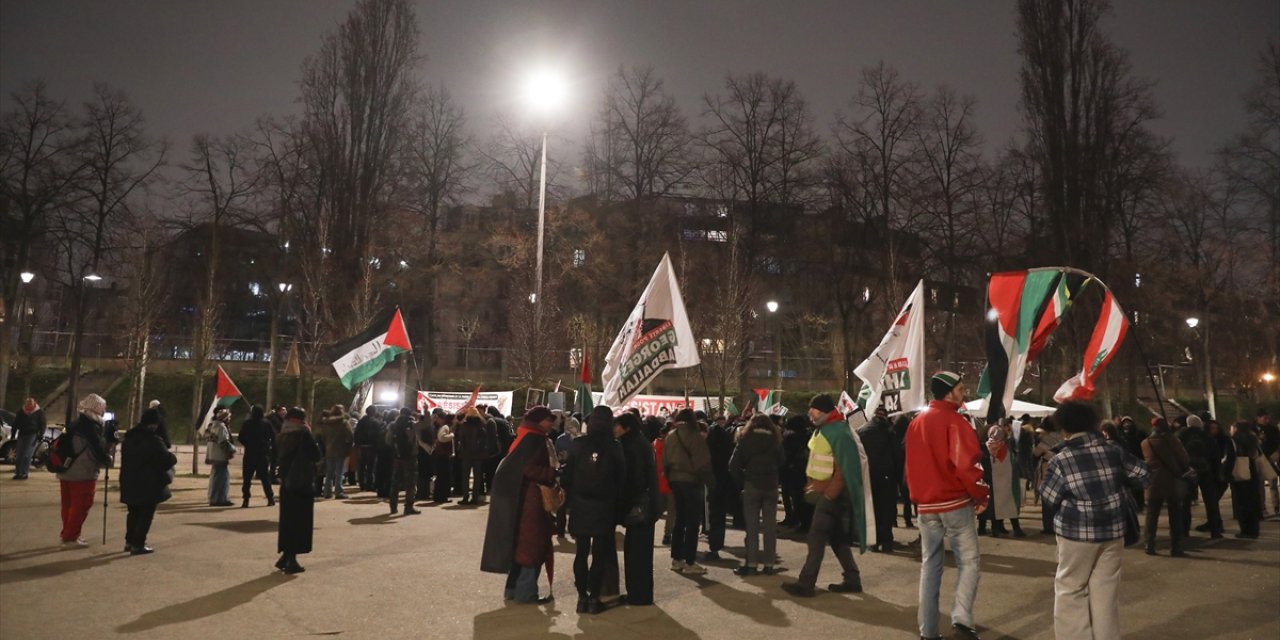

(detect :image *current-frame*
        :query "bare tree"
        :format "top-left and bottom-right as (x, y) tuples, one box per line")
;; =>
(584, 66), (693, 201)
(481, 114), (568, 210)
(0, 81), (83, 409)
(54, 84), (164, 425)
(116, 210), (169, 424)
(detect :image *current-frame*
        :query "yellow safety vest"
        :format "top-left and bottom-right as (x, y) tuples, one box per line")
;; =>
(807, 431), (835, 481)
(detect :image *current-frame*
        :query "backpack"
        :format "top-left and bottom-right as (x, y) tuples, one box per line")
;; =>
(573, 444), (611, 500)
(46, 432), (78, 473)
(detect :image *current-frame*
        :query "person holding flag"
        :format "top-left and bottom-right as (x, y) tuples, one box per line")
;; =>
(204, 409), (236, 507)
(781, 394), (869, 598)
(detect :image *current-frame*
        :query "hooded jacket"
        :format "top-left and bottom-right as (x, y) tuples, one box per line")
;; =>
(119, 423), (177, 506)
(729, 422), (784, 492)
(562, 408), (627, 536)
(663, 421), (714, 489)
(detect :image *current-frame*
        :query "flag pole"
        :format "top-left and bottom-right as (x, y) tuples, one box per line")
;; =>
(1126, 310), (1171, 420)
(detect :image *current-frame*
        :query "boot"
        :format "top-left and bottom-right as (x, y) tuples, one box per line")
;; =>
(978, 520), (988, 536)
(241, 497), (250, 509)
(576, 595), (589, 613)
(1011, 519), (1026, 538)
(585, 597), (604, 615)
(991, 520), (1007, 537)
(267, 495), (275, 507)
(283, 557), (306, 574)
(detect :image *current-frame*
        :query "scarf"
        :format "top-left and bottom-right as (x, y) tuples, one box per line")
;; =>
(509, 423), (544, 454)
(987, 427), (1009, 462)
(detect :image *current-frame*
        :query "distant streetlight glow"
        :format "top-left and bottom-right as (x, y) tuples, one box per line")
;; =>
(1263, 372), (1277, 383)
(1185, 317), (1199, 329)
(84, 273), (103, 282)
(379, 389), (399, 403)
(278, 282), (293, 293)
(20, 271), (35, 284)
(766, 300), (779, 314)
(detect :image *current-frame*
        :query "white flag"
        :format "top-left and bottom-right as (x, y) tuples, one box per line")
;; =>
(853, 280), (927, 415)
(601, 253), (701, 407)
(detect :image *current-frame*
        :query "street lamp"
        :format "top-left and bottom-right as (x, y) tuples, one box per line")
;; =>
(1185, 317), (1199, 329)
(84, 273), (103, 282)
(522, 65), (567, 342)
(20, 271), (34, 284)
(265, 282), (293, 410)
(277, 282), (292, 294)
(766, 301), (781, 391)
(1263, 372), (1277, 383)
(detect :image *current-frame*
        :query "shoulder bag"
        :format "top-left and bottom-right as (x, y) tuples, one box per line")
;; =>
(539, 438), (565, 514)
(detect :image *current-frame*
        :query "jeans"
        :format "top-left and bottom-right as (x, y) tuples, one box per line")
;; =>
(741, 488), (778, 567)
(1054, 536), (1123, 640)
(126, 504), (157, 547)
(14, 432), (38, 477)
(504, 563), (542, 602)
(798, 497), (860, 588)
(461, 459), (486, 501)
(242, 455), (274, 501)
(208, 462), (230, 504)
(918, 504), (981, 638)
(322, 457), (346, 497)
(59, 479), (97, 541)
(574, 533), (616, 598)
(669, 481), (705, 563)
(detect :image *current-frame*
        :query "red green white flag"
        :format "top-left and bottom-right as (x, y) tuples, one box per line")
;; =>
(1054, 290), (1129, 402)
(214, 365), (243, 407)
(331, 308), (413, 390)
(755, 388), (781, 414)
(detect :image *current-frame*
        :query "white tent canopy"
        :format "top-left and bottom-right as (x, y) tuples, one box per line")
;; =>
(964, 398), (1056, 418)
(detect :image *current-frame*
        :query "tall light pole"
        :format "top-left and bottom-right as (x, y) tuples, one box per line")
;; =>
(19, 272), (36, 399)
(265, 282), (292, 411)
(522, 66), (567, 342)
(766, 300), (780, 391)
(1186, 316), (1216, 418)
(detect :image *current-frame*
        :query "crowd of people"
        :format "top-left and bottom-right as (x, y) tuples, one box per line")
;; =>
(19, 383), (1280, 639)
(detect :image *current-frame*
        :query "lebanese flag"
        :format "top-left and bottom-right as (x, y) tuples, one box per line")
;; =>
(1054, 290), (1129, 402)
(214, 365), (243, 407)
(331, 308), (412, 390)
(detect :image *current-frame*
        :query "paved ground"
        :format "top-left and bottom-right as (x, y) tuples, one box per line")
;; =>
(1, 463), (1278, 640)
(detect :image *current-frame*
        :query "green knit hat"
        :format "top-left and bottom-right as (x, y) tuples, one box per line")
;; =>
(930, 371), (963, 400)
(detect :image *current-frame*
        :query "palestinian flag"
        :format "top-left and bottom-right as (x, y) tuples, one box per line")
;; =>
(577, 351), (594, 415)
(1027, 272), (1090, 361)
(977, 270), (1060, 421)
(214, 366), (243, 407)
(331, 308), (412, 390)
(1054, 290), (1129, 402)
(755, 388), (781, 414)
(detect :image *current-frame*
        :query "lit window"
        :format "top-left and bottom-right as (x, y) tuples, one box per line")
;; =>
(249, 282), (262, 297)
(573, 249), (586, 267)
(1134, 272), (1142, 288)
(716, 204), (729, 218)
(862, 287), (871, 302)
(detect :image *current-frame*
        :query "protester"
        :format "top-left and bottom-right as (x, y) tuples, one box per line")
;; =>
(119, 408), (178, 555)
(780, 415), (812, 533)
(857, 407), (903, 551)
(1040, 401), (1151, 640)
(457, 407), (496, 505)
(891, 415), (915, 529)
(480, 406), (559, 604)
(375, 409), (395, 498)
(387, 408), (420, 515)
(57, 394), (112, 548)
(1178, 415), (1222, 538)
(1229, 421), (1265, 538)
(415, 412), (436, 503)
(663, 408), (714, 575)
(986, 419), (1026, 537)
(147, 399), (172, 449)
(905, 372), (987, 640)
(267, 405), (286, 479)
(615, 411), (660, 605)
(237, 405), (275, 508)
(11, 397), (45, 480)
(653, 420), (675, 546)
(781, 394), (866, 598)
(562, 406), (627, 614)
(729, 414), (784, 575)
(552, 411), (579, 538)
(276, 407), (320, 574)
(318, 404), (354, 499)
(1141, 417), (1191, 556)
(204, 409), (234, 507)
(1033, 417), (1065, 533)
(704, 413), (735, 561)
(1256, 409), (1279, 516)
(354, 406), (382, 491)
(430, 411), (455, 503)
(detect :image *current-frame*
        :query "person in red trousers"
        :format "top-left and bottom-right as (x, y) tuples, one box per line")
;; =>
(57, 394), (113, 548)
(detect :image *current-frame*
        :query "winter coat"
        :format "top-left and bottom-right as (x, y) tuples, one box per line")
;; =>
(857, 417), (902, 487)
(619, 427), (662, 525)
(480, 430), (557, 573)
(904, 400), (988, 514)
(663, 421), (714, 489)
(1142, 431), (1191, 500)
(58, 413), (110, 482)
(1178, 426), (1219, 482)
(319, 415), (355, 459)
(237, 416), (275, 458)
(119, 426), (177, 506)
(13, 407), (46, 437)
(455, 417), (498, 462)
(387, 416), (418, 460)
(204, 421), (234, 464)
(706, 423), (736, 497)
(563, 428), (627, 536)
(354, 415), (383, 447)
(277, 426), (321, 554)
(729, 423), (784, 493)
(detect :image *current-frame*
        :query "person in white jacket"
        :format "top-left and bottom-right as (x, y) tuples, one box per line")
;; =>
(205, 409), (235, 506)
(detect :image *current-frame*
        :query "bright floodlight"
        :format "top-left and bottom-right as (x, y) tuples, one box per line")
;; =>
(20, 271), (35, 284)
(278, 282), (292, 293)
(1185, 317), (1200, 329)
(1263, 372), (1277, 383)
(766, 300), (779, 314)
(522, 66), (568, 115)
(84, 273), (103, 282)
(379, 389), (399, 403)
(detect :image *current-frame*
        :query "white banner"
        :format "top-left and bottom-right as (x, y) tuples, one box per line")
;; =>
(854, 280), (927, 415)
(592, 392), (708, 417)
(417, 390), (515, 415)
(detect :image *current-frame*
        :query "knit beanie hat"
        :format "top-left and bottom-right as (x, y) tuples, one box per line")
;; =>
(809, 394), (836, 414)
(930, 371), (963, 400)
(1186, 415), (1203, 429)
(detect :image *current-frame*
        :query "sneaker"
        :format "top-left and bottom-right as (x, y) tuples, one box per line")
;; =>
(62, 538), (89, 549)
(130, 545), (155, 555)
(733, 565), (758, 576)
(670, 559), (685, 572)
(702, 551), (722, 562)
(761, 565), (777, 575)
(780, 581), (815, 598)
(681, 562), (707, 575)
(952, 623), (981, 639)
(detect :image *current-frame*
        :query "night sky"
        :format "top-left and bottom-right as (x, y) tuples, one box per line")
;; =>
(2, 0), (1275, 176)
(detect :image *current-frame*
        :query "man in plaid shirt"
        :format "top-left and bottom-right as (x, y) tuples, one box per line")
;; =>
(1040, 401), (1151, 640)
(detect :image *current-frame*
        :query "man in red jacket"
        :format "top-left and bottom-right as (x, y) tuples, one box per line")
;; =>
(905, 371), (988, 640)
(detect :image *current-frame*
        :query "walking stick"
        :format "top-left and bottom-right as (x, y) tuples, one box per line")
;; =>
(102, 459), (110, 545)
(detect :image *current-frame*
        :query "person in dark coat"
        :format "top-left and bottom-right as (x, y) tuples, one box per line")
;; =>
(615, 411), (660, 605)
(891, 415), (915, 528)
(267, 405), (285, 479)
(238, 405), (276, 508)
(11, 397), (46, 479)
(1117, 416), (1146, 511)
(730, 414), (785, 575)
(857, 407), (903, 552)
(703, 416), (735, 561)
(480, 406), (558, 604)
(562, 406), (627, 614)
(1178, 415), (1222, 538)
(430, 411), (455, 503)
(354, 406), (382, 491)
(119, 408), (177, 554)
(276, 407), (321, 575)
(375, 409), (395, 498)
(1229, 421), (1265, 538)
(387, 408), (420, 515)
(780, 415), (812, 532)
(1141, 417), (1191, 556)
